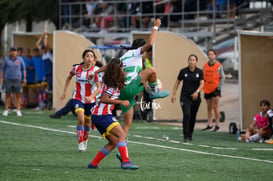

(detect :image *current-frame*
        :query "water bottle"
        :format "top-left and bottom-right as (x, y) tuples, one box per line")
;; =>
(236, 129), (240, 141)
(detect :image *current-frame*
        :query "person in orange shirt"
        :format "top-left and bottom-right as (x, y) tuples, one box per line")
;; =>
(202, 49), (225, 132)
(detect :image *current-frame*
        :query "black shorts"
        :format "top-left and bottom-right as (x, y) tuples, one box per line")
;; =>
(204, 88), (221, 100)
(4, 79), (22, 93)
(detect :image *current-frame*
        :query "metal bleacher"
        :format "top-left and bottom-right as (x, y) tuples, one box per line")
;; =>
(59, 0), (273, 48)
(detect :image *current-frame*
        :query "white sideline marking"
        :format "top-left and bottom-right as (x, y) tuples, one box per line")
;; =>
(136, 126), (160, 129)
(212, 147), (237, 150)
(198, 145), (210, 148)
(169, 140), (181, 144)
(129, 141), (273, 164)
(1, 120), (273, 164)
(67, 125), (76, 128)
(252, 148), (273, 151)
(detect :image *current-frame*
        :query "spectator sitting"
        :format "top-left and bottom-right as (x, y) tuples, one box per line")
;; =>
(83, 0), (98, 28)
(93, 1), (114, 32)
(265, 108), (273, 144)
(240, 100), (272, 143)
(161, 0), (182, 27)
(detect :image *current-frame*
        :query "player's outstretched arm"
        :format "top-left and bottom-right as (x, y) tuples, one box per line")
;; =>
(141, 18), (161, 54)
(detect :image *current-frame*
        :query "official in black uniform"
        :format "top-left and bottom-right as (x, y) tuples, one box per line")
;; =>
(171, 54), (204, 142)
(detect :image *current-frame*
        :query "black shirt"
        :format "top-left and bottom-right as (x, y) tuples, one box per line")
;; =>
(177, 67), (203, 99)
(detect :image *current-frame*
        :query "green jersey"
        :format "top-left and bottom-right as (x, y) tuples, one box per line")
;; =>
(120, 47), (142, 85)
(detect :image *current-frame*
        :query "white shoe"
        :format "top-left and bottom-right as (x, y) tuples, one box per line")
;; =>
(16, 110), (22, 117)
(33, 106), (41, 111)
(83, 141), (88, 151)
(78, 142), (85, 152)
(3, 110), (8, 116)
(39, 101), (46, 109)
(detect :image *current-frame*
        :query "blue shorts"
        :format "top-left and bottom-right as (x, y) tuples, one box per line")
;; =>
(73, 99), (95, 118)
(92, 114), (120, 138)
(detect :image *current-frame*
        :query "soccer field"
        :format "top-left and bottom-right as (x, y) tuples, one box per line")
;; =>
(0, 109), (272, 181)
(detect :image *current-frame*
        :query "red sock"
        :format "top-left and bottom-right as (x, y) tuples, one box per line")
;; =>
(91, 147), (109, 166)
(91, 122), (96, 130)
(83, 128), (90, 141)
(43, 92), (47, 101)
(117, 142), (130, 163)
(22, 96), (27, 108)
(77, 126), (84, 143)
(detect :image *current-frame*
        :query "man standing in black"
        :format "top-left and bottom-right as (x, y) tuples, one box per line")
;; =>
(171, 54), (204, 142)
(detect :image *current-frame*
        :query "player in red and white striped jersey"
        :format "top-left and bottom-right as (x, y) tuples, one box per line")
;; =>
(87, 58), (138, 170)
(92, 84), (120, 115)
(70, 64), (99, 103)
(61, 49), (101, 152)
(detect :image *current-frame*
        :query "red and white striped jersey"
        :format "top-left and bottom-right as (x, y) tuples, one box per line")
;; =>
(70, 65), (100, 104)
(92, 83), (120, 115)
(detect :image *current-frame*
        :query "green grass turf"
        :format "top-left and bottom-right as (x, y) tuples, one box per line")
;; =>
(0, 109), (273, 181)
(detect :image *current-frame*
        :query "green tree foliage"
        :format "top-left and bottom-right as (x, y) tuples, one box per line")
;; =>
(0, 0), (59, 58)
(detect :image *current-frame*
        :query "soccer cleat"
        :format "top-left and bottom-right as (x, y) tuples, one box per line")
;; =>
(2, 110), (8, 116)
(149, 90), (169, 100)
(201, 125), (213, 131)
(121, 161), (139, 170)
(16, 110), (22, 117)
(33, 102), (46, 111)
(49, 114), (61, 119)
(87, 163), (101, 169)
(265, 139), (273, 144)
(83, 141), (88, 151)
(212, 126), (220, 132)
(78, 142), (85, 152)
(33, 106), (41, 111)
(116, 152), (122, 164)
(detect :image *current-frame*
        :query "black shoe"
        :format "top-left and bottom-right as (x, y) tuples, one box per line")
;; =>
(189, 137), (193, 141)
(183, 138), (189, 142)
(49, 114), (61, 119)
(202, 125), (213, 131)
(87, 163), (101, 169)
(212, 126), (220, 132)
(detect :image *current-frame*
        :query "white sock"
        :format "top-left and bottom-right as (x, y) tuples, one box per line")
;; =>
(148, 81), (158, 94)
(249, 133), (262, 142)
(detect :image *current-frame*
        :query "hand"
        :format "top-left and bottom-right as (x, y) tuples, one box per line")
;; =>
(191, 92), (198, 101)
(23, 78), (27, 84)
(61, 92), (66, 99)
(154, 18), (161, 28)
(87, 71), (94, 80)
(85, 96), (93, 102)
(121, 100), (130, 108)
(171, 95), (176, 103)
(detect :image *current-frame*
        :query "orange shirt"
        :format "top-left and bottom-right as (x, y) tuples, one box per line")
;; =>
(203, 61), (221, 94)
